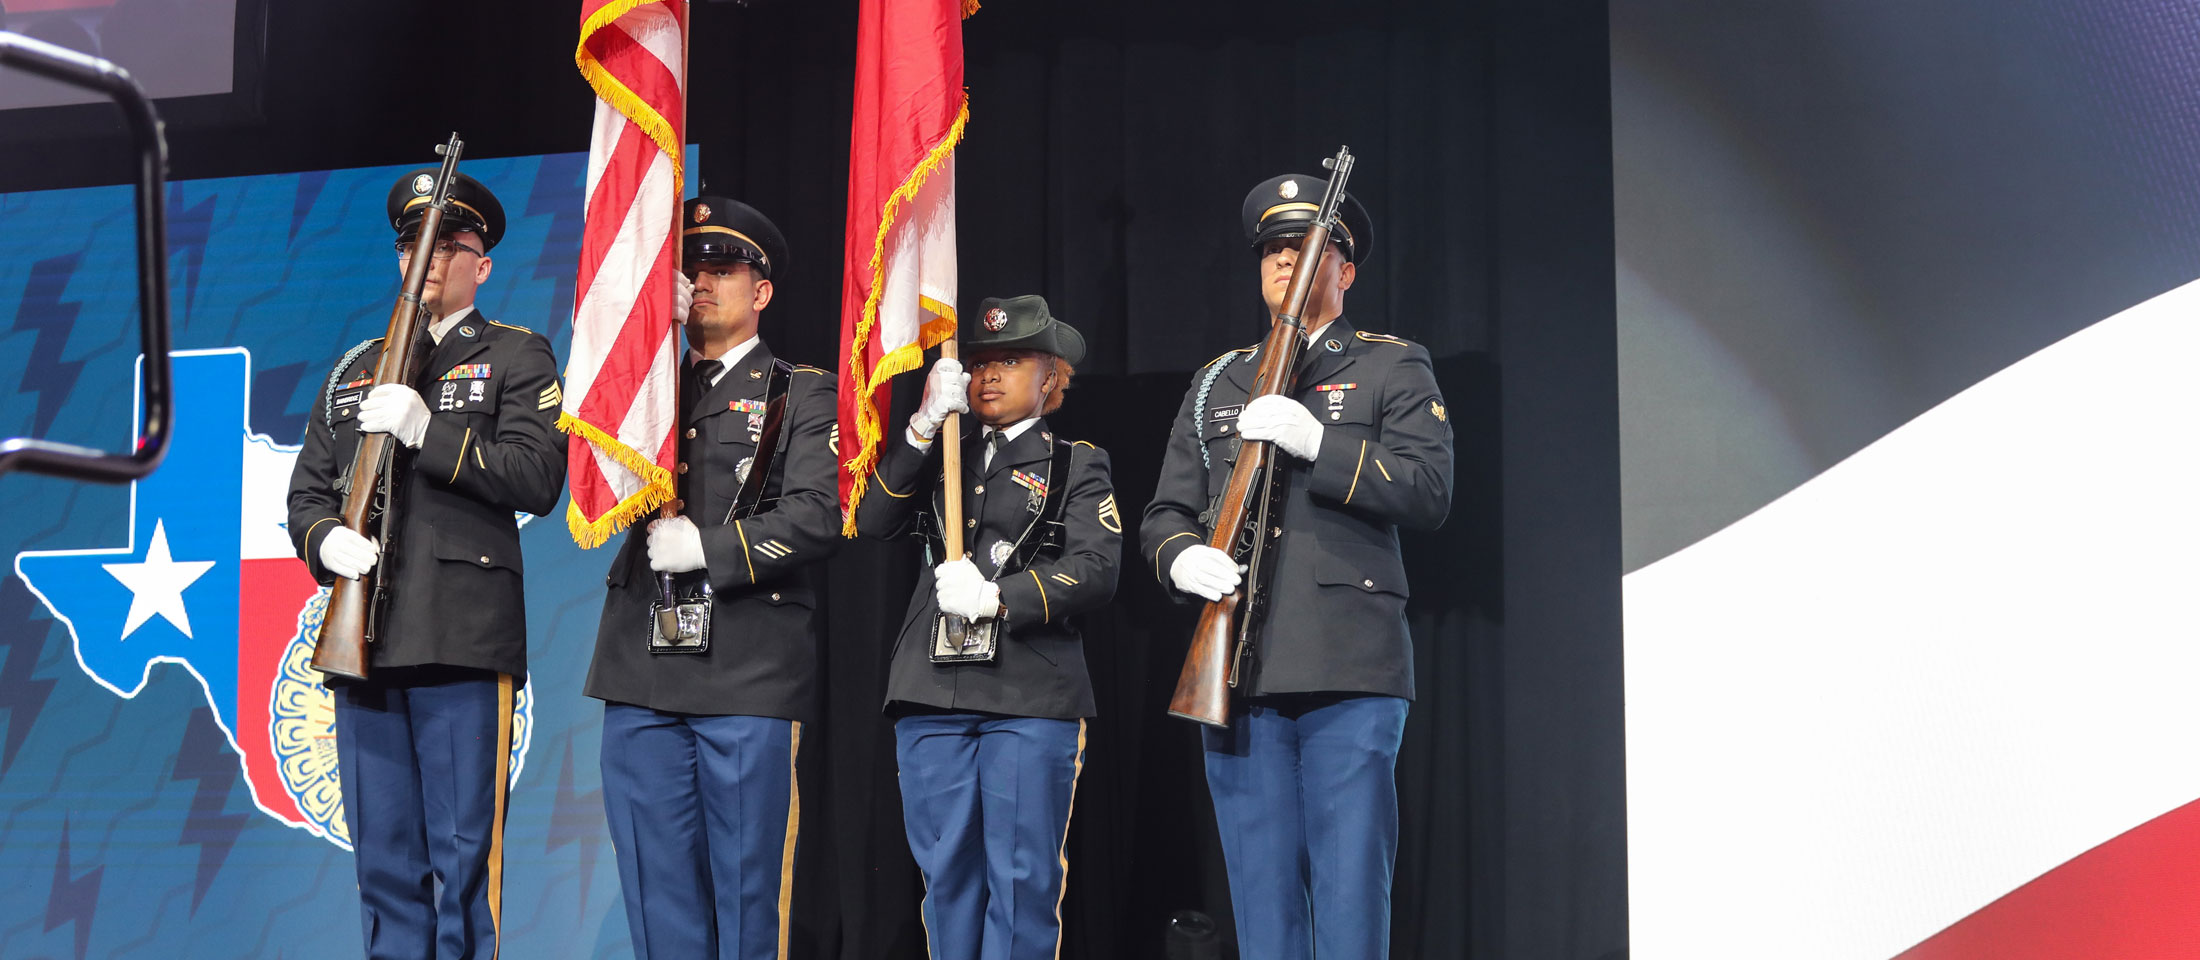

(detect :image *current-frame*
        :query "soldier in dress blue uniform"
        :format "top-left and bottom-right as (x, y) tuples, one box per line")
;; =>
(855, 296), (1122, 960)
(1140, 174), (1455, 960)
(286, 169), (569, 960)
(583, 196), (840, 960)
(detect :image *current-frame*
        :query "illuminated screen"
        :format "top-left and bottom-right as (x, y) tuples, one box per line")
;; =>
(0, 0), (238, 110)
(0, 152), (681, 956)
(1617, 2), (2200, 957)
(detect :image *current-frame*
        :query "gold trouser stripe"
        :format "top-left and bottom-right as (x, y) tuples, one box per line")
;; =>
(775, 721), (803, 960)
(918, 869), (937, 960)
(1049, 719), (1088, 960)
(1152, 532), (1198, 585)
(488, 673), (514, 960)
(1374, 457), (1392, 482)
(301, 517), (339, 564)
(451, 427), (472, 483)
(735, 519), (758, 583)
(1342, 440), (1367, 504)
(1029, 570), (1049, 623)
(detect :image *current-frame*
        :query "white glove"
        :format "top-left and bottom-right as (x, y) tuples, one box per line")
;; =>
(1236, 394), (1324, 461)
(908, 357), (970, 440)
(933, 557), (1001, 621)
(673, 270), (695, 323)
(1169, 544), (1242, 602)
(318, 525), (381, 581)
(646, 516), (706, 573)
(357, 383), (432, 449)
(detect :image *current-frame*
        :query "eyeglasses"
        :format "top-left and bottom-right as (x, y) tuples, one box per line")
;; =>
(394, 238), (485, 261)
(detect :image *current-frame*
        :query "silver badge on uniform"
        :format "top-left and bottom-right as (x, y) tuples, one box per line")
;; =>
(735, 456), (755, 485)
(412, 174), (434, 196)
(988, 539), (1014, 570)
(468, 380), (485, 404)
(438, 380), (457, 411)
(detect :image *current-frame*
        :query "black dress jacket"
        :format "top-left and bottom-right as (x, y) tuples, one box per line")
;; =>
(1139, 317), (1454, 700)
(857, 419), (1121, 720)
(287, 312), (569, 679)
(584, 341), (841, 722)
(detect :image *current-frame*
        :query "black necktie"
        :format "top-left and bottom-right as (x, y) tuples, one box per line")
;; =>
(984, 429), (1008, 469)
(686, 359), (723, 414)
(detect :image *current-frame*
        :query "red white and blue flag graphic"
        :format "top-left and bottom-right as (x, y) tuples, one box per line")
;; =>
(13, 349), (531, 850)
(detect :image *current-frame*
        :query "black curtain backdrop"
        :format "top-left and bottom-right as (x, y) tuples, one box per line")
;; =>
(0, 1), (1622, 957)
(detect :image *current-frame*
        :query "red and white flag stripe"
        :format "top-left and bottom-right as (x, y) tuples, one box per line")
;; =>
(562, 0), (686, 547)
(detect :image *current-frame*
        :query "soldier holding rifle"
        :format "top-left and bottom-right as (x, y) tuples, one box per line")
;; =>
(583, 196), (841, 959)
(285, 169), (567, 960)
(855, 296), (1121, 959)
(1140, 170), (1454, 959)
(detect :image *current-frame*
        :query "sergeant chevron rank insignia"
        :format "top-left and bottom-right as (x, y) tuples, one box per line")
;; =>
(1097, 494), (1122, 534)
(538, 382), (561, 410)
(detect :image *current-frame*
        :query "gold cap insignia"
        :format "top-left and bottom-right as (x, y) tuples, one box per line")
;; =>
(693, 203), (711, 224)
(1279, 180), (1299, 199)
(411, 174), (434, 196)
(1429, 398), (1447, 423)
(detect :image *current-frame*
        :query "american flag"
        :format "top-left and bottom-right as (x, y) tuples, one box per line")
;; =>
(561, 0), (687, 547)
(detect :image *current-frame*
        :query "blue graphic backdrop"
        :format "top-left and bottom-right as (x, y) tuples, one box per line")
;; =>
(0, 151), (686, 959)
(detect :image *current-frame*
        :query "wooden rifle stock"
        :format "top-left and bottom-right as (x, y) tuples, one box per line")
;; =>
(313, 134), (466, 682)
(1168, 146), (1355, 726)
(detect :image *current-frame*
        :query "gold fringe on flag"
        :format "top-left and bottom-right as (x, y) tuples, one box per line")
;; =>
(840, 97), (970, 537)
(575, 0), (685, 190)
(566, 0), (685, 548)
(558, 411), (677, 549)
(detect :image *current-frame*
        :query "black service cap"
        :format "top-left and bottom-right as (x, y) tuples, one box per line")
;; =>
(1241, 173), (1372, 264)
(683, 196), (787, 280)
(387, 169), (507, 251)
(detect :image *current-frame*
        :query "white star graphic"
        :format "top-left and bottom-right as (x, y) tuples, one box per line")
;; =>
(101, 519), (218, 640)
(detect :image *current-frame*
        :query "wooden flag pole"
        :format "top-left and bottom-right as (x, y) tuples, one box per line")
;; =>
(937, 338), (965, 563)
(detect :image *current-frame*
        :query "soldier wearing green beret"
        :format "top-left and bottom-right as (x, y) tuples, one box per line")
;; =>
(856, 295), (1123, 959)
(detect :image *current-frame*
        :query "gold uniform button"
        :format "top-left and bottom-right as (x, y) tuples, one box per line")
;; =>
(481, 556), (493, 565)
(677, 462), (689, 474)
(1362, 578), (1374, 589)
(973, 484), (984, 495)
(966, 518), (977, 529)
(685, 428), (697, 440)
(770, 592), (782, 602)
